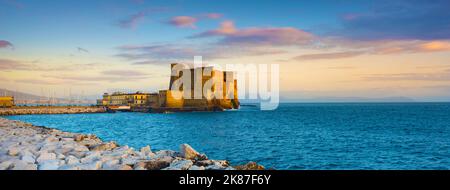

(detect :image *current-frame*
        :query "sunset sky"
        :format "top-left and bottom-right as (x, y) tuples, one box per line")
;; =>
(1, 0), (450, 101)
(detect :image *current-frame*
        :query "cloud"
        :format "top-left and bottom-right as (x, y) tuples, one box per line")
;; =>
(0, 40), (14, 49)
(363, 70), (450, 82)
(1, 0), (23, 9)
(291, 39), (450, 61)
(116, 43), (287, 63)
(77, 47), (89, 53)
(43, 73), (150, 83)
(118, 11), (147, 29)
(117, 7), (171, 29)
(338, 0), (450, 40)
(0, 59), (103, 71)
(0, 59), (29, 70)
(293, 51), (365, 61)
(100, 70), (149, 76)
(203, 13), (223, 19)
(191, 20), (315, 46)
(168, 16), (198, 28)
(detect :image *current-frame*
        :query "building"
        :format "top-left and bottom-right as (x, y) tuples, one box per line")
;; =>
(161, 63), (240, 111)
(97, 63), (239, 112)
(0, 96), (14, 108)
(97, 92), (159, 107)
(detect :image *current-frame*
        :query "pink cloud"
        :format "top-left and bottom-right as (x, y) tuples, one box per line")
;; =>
(293, 51), (365, 61)
(118, 7), (170, 29)
(204, 13), (223, 19)
(168, 16), (198, 28)
(192, 21), (315, 46)
(119, 11), (146, 29)
(342, 13), (361, 21)
(0, 40), (14, 49)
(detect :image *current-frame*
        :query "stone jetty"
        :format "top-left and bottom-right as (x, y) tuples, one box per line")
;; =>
(0, 118), (264, 170)
(0, 106), (107, 116)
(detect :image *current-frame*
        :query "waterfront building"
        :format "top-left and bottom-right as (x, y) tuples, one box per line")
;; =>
(163, 63), (240, 111)
(97, 63), (239, 112)
(0, 96), (14, 108)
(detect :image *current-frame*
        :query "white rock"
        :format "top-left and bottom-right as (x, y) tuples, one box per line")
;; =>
(37, 152), (57, 163)
(21, 154), (35, 164)
(121, 157), (137, 165)
(180, 144), (206, 160)
(12, 162), (37, 170)
(0, 160), (14, 170)
(189, 165), (205, 170)
(80, 152), (101, 163)
(103, 159), (120, 167)
(79, 161), (102, 170)
(58, 165), (81, 170)
(140, 145), (152, 155)
(7, 147), (20, 156)
(73, 145), (89, 152)
(38, 160), (60, 170)
(165, 160), (193, 170)
(155, 150), (178, 158)
(65, 155), (80, 165)
(102, 164), (133, 170)
(56, 153), (66, 160)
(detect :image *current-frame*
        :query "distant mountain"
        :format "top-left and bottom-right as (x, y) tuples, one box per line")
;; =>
(0, 88), (46, 101)
(0, 88), (95, 104)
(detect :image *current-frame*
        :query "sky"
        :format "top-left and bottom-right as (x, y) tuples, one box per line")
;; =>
(1, 0), (450, 101)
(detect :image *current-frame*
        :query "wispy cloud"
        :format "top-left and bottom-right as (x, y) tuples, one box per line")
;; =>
(337, 0), (450, 40)
(203, 13), (223, 19)
(0, 59), (28, 70)
(363, 70), (450, 82)
(100, 70), (150, 76)
(77, 47), (89, 53)
(116, 42), (287, 63)
(296, 38), (450, 61)
(191, 20), (315, 46)
(117, 7), (170, 29)
(118, 11), (147, 29)
(0, 40), (14, 49)
(0, 59), (103, 72)
(0, 0), (23, 9)
(168, 16), (198, 28)
(293, 51), (365, 61)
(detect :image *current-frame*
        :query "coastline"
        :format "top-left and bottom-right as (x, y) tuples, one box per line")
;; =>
(0, 106), (107, 116)
(0, 117), (264, 170)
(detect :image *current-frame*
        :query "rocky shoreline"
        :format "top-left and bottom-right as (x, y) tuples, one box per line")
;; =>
(0, 117), (264, 170)
(0, 106), (107, 116)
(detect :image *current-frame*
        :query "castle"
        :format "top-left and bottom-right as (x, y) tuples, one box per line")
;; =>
(98, 63), (239, 112)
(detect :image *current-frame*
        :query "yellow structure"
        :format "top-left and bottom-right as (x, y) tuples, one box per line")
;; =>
(97, 92), (159, 107)
(163, 63), (240, 110)
(0, 96), (14, 108)
(97, 63), (239, 112)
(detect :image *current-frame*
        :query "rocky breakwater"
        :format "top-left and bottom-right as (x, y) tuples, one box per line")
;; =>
(0, 106), (107, 116)
(0, 118), (265, 170)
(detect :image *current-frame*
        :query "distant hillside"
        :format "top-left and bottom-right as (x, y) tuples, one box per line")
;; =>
(0, 88), (45, 101)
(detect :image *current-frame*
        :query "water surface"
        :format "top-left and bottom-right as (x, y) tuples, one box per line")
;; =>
(5, 103), (450, 169)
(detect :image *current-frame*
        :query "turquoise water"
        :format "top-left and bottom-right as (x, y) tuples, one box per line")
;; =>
(4, 103), (450, 169)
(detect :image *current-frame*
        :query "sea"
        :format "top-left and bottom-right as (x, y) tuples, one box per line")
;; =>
(4, 103), (450, 170)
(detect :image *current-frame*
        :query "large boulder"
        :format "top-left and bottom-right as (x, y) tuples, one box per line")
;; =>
(179, 144), (207, 160)
(89, 141), (118, 151)
(164, 160), (193, 170)
(36, 152), (57, 163)
(134, 157), (173, 170)
(38, 160), (60, 170)
(233, 162), (265, 170)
